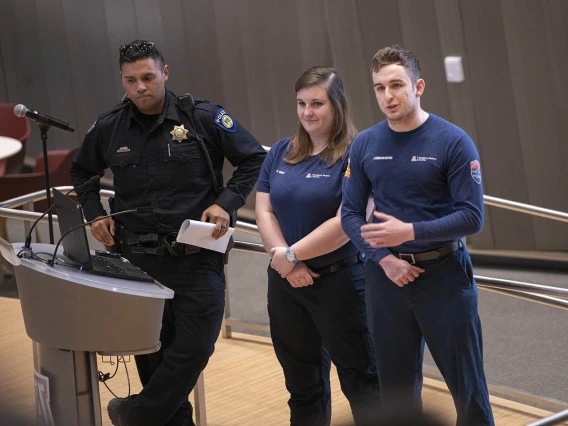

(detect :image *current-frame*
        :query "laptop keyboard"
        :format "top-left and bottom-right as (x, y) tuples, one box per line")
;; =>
(91, 255), (128, 276)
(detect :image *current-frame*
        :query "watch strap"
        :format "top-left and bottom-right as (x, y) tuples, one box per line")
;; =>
(286, 247), (301, 264)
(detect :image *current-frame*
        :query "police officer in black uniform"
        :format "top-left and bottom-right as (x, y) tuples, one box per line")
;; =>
(70, 40), (266, 426)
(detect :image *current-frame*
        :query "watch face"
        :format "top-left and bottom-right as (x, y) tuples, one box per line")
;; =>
(286, 252), (295, 262)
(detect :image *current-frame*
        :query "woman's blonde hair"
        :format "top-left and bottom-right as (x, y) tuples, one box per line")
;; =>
(285, 66), (356, 167)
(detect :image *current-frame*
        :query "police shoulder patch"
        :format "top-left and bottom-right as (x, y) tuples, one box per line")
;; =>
(86, 121), (96, 135)
(213, 108), (237, 133)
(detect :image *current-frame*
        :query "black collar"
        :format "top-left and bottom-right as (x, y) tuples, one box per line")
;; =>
(126, 89), (183, 128)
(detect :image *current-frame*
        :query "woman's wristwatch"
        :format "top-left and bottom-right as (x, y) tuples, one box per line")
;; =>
(286, 247), (301, 264)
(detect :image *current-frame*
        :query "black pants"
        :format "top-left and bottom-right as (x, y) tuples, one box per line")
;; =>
(119, 245), (226, 426)
(364, 247), (494, 426)
(268, 262), (381, 426)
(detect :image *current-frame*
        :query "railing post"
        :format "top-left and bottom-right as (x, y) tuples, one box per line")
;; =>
(194, 372), (207, 426)
(221, 265), (232, 339)
(23, 201), (34, 240)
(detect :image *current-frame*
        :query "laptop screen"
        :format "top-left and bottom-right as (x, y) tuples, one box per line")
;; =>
(53, 188), (93, 269)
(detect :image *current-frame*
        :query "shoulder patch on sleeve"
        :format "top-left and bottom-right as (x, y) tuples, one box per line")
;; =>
(213, 108), (237, 133)
(86, 121), (96, 135)
(470, 160), (481, 184)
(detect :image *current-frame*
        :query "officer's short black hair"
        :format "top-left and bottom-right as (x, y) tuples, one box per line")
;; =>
(119, 40), (165, 69)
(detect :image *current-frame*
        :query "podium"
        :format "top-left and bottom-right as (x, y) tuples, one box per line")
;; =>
(8, 242), (174, 426)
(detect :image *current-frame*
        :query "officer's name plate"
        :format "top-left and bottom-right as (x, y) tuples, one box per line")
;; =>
(176, 219), (235, 253)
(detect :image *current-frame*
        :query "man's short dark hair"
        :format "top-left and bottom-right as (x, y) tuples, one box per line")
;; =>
(119, 40), (165, 69)
(371, 45), (422, 83)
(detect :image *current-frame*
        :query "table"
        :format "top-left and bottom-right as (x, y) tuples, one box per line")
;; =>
(0, 135), (23, 160)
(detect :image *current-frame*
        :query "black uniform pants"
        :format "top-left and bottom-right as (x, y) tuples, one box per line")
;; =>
(364, 247), (494, 426)
(119, 245), (226, 426)
(267, 262), (381, 426)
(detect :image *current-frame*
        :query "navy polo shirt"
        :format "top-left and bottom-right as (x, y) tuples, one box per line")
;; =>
(257, 137), (358, 269)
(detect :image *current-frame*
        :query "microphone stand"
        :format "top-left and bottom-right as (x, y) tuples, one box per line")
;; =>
(39, 124), (54, 244)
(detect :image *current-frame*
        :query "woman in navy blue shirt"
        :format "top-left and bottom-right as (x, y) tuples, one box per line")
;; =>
(256, 66), (380, 426)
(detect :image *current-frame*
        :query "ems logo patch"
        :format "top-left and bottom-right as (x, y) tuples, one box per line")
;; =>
(470, 160), (482, 184)
(214, 109), (237, 133)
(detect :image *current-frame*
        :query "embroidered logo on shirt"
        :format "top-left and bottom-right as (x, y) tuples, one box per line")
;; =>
(306, 173), (330, 178)
(344, 160), (351, 178)
(373, 156), (393, 160)
(276, 169), (285, 174)
(214, 109), (237, 133)
(411, 156), (437, 162)
(470, 160), (482, 184)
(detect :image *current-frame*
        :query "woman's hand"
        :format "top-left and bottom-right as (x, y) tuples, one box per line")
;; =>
(286, 263), (320, 288)
(270, 246), (295, 277)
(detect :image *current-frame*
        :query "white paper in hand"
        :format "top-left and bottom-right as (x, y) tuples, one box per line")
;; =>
(176, 219), (235, 253)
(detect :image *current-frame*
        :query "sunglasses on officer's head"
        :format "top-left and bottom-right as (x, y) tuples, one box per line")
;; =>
(119, 41), (159, 57)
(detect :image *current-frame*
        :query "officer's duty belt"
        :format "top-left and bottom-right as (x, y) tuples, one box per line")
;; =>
(313, 254), (362, 277)
(120, 227), (200, 256)
(392, 240), (461, 265)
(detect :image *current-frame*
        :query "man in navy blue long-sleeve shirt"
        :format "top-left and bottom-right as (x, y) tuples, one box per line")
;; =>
(341, 46), (494, 425)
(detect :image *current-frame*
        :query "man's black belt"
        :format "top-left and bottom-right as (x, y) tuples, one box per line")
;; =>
(392, 241), (461, 265)
(119, 226), (200, 256)
(313, 254), (361, 277)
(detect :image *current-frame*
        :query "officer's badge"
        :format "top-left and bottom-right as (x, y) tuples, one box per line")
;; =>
(170, 124), (189, 142)
(214, 108), (237, 133)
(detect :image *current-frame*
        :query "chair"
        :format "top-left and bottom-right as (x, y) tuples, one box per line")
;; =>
(0, 147), (79, 285)
(0, 103), (31, 175)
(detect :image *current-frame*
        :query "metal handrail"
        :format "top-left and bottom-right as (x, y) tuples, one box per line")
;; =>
(3, 186), (568, 225)
(2, 191), (567, 311)
(0, 187), (258, 235)
(475, 276), (568, 298)
(527, 407), (568, 426)
(478, 286), (568, 311)
(483, 195), (568, 223)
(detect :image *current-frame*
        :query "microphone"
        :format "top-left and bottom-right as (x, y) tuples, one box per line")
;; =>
(14, 104), (75, 133)
(23, 176), (101, 250)
(49, 206), (154, 266)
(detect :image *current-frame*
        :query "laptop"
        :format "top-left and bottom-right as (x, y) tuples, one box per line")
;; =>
(53, 188), (154, 282)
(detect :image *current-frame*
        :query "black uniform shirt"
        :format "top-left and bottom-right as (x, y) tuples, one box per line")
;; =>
(70, 89), (266, 234)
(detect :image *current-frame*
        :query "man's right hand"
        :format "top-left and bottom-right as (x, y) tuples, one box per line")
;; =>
(91, 216), (115, 246)
(379, 254), (424, 287)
